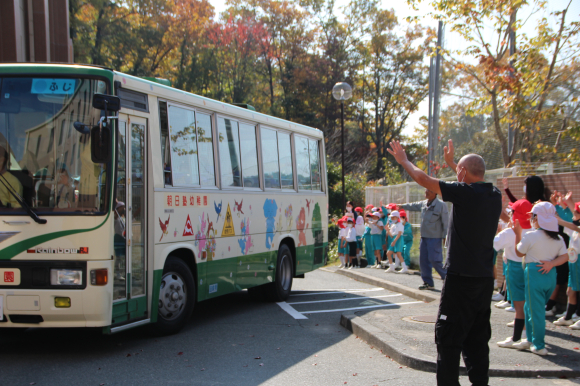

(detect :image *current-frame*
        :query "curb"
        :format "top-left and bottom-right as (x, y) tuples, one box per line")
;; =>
(341, 313), (580, 378)
(332, 268), (440, 303)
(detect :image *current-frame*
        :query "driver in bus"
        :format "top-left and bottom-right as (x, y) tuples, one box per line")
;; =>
(0, 145), (23, 208)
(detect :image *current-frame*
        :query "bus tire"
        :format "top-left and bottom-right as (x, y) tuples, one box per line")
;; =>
(267, 244), (294, 302)
(152, 256), (195, 335)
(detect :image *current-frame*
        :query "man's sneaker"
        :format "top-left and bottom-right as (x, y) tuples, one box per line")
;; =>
(419, 283), (435, 290)
(546, 306), (557, 316)
(570, 320), (580, 330)
(385, 267), (396, 273)
(553, 316), (574, 326)
(531, 346), (548, 356)
(396, 266), (409, 274)
(497, 337), (519, 349)
(505, 306), (516, 312)
(513, 339), (531, 351)
(491, 292), (505, 302)
(507, 320), (515, 327)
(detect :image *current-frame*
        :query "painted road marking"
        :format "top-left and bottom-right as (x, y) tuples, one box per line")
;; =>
(290, 288), (384, 297)
(287, 293), (402, 305)
(277, 301), (309, 319)
(301, 301), (423, 314)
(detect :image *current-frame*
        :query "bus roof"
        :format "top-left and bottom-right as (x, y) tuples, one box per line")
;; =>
(114, 71), (322, 137)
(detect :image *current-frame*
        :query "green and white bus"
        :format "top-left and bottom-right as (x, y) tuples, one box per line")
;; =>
(0, 63), (328, 334)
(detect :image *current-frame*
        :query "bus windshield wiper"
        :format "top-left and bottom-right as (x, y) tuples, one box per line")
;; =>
(0, 173), (47, 224)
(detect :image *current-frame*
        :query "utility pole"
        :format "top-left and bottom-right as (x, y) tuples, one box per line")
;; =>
(508, 11), (517, 159)
(428, 21), (444, 176)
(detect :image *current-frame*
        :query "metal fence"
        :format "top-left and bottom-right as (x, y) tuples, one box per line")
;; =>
(364, 166), (515, 267)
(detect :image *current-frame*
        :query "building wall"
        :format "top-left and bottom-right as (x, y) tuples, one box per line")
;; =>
(0, 0), (72, 63)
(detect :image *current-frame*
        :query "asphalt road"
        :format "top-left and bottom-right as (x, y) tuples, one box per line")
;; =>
(1, 269), (579, 385)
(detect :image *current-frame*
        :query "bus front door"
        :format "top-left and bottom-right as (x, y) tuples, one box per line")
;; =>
(112, 115), (148, 326)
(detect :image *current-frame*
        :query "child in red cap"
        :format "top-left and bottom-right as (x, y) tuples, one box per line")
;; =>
(495, 199), (532, 349)
(337, 217), (347, 268)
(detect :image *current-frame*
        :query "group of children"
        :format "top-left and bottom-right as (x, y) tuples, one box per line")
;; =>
(336, 201), (413, 274)
(492, 190), (576, 356)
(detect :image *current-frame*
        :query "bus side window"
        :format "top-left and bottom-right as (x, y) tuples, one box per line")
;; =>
(261, 127), (280, 189)
(196, 113), (216, 187)
(295, 135), (311, 190)
(217, 117), (242, 187)
(309, 139), (322, 191)
(278, 132), (294, 190)
(159, 101), (172, 186)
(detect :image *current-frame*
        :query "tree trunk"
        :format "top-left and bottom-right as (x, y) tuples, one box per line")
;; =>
(490, 91), (510, 166)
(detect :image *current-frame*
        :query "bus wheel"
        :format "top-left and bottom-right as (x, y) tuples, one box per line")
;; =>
(268, 244), (294, 302)
(153, 256), (195, 335)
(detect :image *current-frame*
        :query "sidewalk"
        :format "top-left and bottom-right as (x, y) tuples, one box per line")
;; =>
(326, 266), (580, 378)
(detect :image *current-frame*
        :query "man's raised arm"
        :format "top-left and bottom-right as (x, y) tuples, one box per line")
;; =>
(387, 140), (443, 196)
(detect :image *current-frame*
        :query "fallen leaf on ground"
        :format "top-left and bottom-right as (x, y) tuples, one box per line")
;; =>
(254, 357), (261, 359)
(259, 363), (264, 366)
(178, 352), (184, 356)
(126, 354), (131, 357)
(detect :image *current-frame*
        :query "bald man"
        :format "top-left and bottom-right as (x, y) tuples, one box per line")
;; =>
(388, 140), (501, 386)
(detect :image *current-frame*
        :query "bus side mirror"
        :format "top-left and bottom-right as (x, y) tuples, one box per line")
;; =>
(92, 94), (121, 111)
(91, 124), (111, 164)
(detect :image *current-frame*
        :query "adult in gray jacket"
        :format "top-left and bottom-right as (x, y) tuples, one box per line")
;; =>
(399, 189), (448, 290)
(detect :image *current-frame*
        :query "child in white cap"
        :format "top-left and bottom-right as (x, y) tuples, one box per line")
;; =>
(385, 211), (408, 273)
(511, 201), (569, 356)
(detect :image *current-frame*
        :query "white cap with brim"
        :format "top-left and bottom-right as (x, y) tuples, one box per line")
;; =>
(372, 212), (381, 218)
(390, 211), (400, 218)
(531, 201), (558, 232)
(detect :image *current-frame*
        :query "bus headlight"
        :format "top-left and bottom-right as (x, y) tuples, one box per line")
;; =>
(50, 269), (83, 285)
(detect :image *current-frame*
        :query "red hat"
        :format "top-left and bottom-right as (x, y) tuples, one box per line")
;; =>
(509, 199), (533, 229)
(354, 207), (363, 213)
(365, 204), (374, 210)
(575, 202), (580, 214)
(337, 218), (346, 229)
(387, 203), (398, 210)
(399, 209), (407, 218)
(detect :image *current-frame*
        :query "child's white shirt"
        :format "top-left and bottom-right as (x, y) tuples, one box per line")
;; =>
(355, 216), (365, 236)
(494, 227), (531, 263)
(338, 228), (346, 240)
(517, 229), (567, 263)
(369, 220), (383, 235)
(346, 226), (357, 242)
(389, 222), (404, 237)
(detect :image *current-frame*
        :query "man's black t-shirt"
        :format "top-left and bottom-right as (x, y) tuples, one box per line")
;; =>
(439, 180), (502, 277)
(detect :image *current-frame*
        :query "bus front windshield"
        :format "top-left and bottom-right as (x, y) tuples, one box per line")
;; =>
(0, 77), (110, 214)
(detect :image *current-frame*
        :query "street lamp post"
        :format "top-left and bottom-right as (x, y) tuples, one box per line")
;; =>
(332, 82), (352, 214)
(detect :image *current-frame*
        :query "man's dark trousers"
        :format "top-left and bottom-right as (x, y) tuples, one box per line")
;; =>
(435, 273), (494, 386)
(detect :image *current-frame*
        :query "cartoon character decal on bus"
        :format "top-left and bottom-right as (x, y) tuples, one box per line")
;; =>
(263, 199), (277, 249)
(297, 207), (308, 247)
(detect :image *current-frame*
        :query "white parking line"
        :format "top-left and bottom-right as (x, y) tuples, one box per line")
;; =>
(288, 293), (402, 305)
(290, 288), (384, 297)
(302, 301), (423, 314)
(277, 301), (309, 319)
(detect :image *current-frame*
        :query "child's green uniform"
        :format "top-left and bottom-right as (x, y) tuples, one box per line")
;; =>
(402, 221), (413, 267)
(363, 225), (375, 265)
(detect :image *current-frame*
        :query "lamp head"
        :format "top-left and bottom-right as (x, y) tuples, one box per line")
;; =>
(332, 82), (352, 101)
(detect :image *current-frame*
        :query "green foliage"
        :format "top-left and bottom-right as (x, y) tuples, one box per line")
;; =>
(327, 160), (367, 217)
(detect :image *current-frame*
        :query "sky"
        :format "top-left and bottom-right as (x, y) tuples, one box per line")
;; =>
(208, 0), (580, 137)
